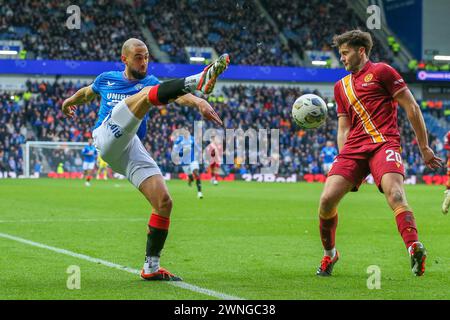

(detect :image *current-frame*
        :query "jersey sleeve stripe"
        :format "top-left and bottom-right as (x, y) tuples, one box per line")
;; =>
(392, 86), (408, 98)
(342, 75), (386, 144)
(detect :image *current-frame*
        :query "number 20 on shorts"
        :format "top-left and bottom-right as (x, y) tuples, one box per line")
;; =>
(385, 149), (402, 163)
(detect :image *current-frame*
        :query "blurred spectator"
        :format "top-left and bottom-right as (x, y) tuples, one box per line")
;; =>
(0, 81), (447, 177)
(0, 150), (7, 178)
(138, 0), (298, 65)
(261, 0), (394, 65)
(1, 0), (146, 61)
(1, 0), (401, 67)
(33, 160), (42, 178)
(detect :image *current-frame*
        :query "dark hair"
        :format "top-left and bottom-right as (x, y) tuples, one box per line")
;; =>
(332, 30), (373, 57)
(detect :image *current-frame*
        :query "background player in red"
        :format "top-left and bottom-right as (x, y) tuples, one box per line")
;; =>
(442, 130), (450, 214)
(206, 135), (223, 185)
(316, 30), (443, 277)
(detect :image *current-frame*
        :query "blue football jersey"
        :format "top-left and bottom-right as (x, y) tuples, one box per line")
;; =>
(92, 71), (160, 140)
(82, 145), (97, 163)
(320, 146), (338, 164)
(173, 135), (201, 165)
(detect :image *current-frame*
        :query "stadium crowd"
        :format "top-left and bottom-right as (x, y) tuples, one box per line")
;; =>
(260, 0), (394, 66)
(0, 81), (447, 178)
(1, 0), (396, 67)
(137, 0), (298, 66)
(0, 0), (146, 61)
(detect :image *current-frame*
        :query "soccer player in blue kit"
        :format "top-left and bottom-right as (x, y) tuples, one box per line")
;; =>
(173, 134), (203, 199)
(81, 138), (97, 186)
(320, 141), (338, 175)
(62, 38), (229, 281)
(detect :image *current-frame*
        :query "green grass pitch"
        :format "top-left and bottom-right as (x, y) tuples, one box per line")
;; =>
(0, 178), (449, 300)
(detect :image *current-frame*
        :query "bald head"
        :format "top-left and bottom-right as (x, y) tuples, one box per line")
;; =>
(121, 38), (147, 56)
(121, 38), (149, 80)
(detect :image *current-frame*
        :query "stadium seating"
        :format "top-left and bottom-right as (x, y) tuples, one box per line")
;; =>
(137, 0), (298, 65)
(1, 81), (447, 177)
(260, 0), (394, 65)
(1, 0), (396, 66)
(0, 1), (146, 61)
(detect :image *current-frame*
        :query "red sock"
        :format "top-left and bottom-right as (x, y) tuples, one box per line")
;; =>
(148, 213), (170, 230)
(214, 173), (220, 180)
(148, 85), (162, 106)
(147, 79), (186, 106)
(395, 211), (418, 249)
(146, 212), (170, 257)
(319, 214), (338, 250)
(86, 176), (91, 182)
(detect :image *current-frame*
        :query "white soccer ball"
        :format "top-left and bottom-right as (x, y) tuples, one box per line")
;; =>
(291, 94), (328, 129)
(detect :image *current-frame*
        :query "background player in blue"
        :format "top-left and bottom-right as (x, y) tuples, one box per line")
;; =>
(62, 38), (229, 281)
(81, 138), (97, 186)
(320, 140), (338, 175)
(173, 134), (203, 199)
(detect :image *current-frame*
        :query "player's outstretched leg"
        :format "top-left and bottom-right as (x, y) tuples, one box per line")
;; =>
(193, 54), (230, 94)
(381, 173), (426, 276)
(124, 53), (230, 120)
(316, 175), (353, 276)
(139, 174), (182, 281)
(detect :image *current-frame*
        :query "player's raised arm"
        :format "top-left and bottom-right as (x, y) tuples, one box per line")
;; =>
(175, 93), (223, 126)
(62, 84), (98, 118)
(395, 89), (443, 169)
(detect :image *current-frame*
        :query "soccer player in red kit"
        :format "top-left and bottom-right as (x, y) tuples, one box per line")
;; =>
(316, 30), (443, 277)
(442, 130), (450, 214)
(206, 135), (223, 185)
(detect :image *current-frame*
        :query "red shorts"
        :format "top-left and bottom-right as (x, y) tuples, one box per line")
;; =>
(328, 141), (405, 193)
(210, 162), (220, 169)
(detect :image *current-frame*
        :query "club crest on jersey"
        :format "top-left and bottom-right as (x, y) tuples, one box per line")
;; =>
(364, 73), (373, 82)
(135, 83), (144, 90)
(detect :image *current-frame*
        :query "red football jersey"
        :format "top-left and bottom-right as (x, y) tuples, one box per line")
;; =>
(445, 131), (450, 151)
(335, 61), (408, 147)
(206, 141), (223, 164)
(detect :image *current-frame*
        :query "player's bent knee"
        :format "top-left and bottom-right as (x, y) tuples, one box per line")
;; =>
(319, 193), (338, 217)
(155, 193), (173, 215)
(386, 188), (406, 206)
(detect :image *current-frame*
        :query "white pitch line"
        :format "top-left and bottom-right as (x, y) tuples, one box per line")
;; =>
(0, 215), (391, 224)
(0, 218), (146, 224)
(0, 232), (243, 300)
